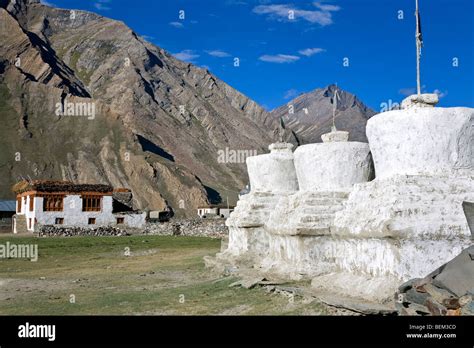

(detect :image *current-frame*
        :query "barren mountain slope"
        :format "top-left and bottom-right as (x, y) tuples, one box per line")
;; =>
(0, 0), (297, 215)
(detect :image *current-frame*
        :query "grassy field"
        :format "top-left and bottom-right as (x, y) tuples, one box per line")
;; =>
(0, 235), (329, 315)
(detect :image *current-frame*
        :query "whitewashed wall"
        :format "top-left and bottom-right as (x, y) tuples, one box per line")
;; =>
(294, 142), (373, 191)
(246, 143), (299, 194)
(19, 194), (145, 231)
(114, 212), (147, 228)
(367, 107), (473, 179)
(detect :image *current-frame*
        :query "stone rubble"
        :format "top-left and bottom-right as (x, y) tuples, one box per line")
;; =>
(395, 246), (474, 316)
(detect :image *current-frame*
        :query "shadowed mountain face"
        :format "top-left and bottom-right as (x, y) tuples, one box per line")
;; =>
(0, 0), (372, 216)
(0, 0), (300, 216)
(271, 85), (376, 144)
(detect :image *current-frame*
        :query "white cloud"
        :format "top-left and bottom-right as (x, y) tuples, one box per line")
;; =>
(298, 47), (325, 56)
(253, 2), (340, 26)
(94, 0), (111, 11)
(169, 21), (184, 28)
(314, 2), (340, 12)
(206, 50), (231, 58)
(284, 89), (299, 99)
(40, 0), (56, 7)
(141, 35), (155, 41)
(259, 54), (300, 63)
(173, 50), (200, 63)
(433, 89), (448, 98)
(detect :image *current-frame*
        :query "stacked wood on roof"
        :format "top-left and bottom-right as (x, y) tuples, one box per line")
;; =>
(12, 180), (113, 194)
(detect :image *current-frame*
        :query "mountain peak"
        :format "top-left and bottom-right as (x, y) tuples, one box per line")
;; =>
(0, 0), (295, 216)
(271, 85), (375, 144)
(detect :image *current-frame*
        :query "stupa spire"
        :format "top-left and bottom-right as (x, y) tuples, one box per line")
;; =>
(321, 84), (348, 143)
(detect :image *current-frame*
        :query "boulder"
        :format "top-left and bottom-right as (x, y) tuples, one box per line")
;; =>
(395, 245), (474, 316)
(431, 246), (474, 297)
(463, 201), (474, 235)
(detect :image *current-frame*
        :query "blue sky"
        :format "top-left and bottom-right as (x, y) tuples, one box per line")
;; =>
(43, 0), (473, 111)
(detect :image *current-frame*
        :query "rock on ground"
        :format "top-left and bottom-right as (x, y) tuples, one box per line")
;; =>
(395, 246), (474, 316)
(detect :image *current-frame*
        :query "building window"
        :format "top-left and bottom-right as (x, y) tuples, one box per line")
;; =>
(55, 218), (64, 225)
(116, 217), (124, 224)
(82, 196), (102, 212)
(43, 195), (64, 212)
(17, 197), (22, 213)
(88, 218), (96, 225)
(29, 195), (34, 212)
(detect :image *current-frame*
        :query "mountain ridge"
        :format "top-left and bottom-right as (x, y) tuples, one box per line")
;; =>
(0, 0), (374, 216)
(271, 84), (375, 144)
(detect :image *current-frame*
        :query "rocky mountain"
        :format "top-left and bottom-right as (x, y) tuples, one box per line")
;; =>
(0, 0), (298, 216)
(0, 0), (373, 217)
(271, 85), (376, 143)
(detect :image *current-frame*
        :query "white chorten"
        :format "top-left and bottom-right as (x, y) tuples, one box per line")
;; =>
(212, 95), (473, 303)
(319, 96), (474, 300)
(259, 127), (372, 275)
(223, 142), (298, 258)
(210, 0), (473, 305)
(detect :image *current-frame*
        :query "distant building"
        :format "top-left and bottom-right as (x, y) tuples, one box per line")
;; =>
(149, 209), (173, 223)
(197, 206), (219, 218)
(12, 180), (146, 233)
(197, 206), (234, 219)
(0, 200), (16, 233)
(0, 200), (16, 219)
(219, 208), (235, 219)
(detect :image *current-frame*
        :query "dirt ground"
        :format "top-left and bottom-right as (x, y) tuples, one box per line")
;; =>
(0, 234), (355, 315)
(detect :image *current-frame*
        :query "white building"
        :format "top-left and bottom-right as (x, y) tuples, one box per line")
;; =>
(197, 206), (219, 218)
(12, 181), (146, 233)
(197, 206), (235, 219)
(219, 208), (235, 219)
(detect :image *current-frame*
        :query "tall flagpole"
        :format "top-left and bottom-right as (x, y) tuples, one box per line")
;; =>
(415, 0), (422, 95)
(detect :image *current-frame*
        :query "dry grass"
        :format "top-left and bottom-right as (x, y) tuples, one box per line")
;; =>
(0, 235), (329, 315)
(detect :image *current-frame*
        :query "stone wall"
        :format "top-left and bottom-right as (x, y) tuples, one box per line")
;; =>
(36, 218), (227, 238)
(38, 225), (131, 237)
(144, 219), (227, 239)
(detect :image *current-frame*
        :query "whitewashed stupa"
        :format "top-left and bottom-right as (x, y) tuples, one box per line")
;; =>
(261, 125), (373, 278)
(211, 0), (473, 303)
(214, 94), (473, 303)
(324, 95), (474, 300)
(224, 142), (298, 259)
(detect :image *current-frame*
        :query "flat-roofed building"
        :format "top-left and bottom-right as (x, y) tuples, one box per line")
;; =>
(12, 180), (146, 233)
